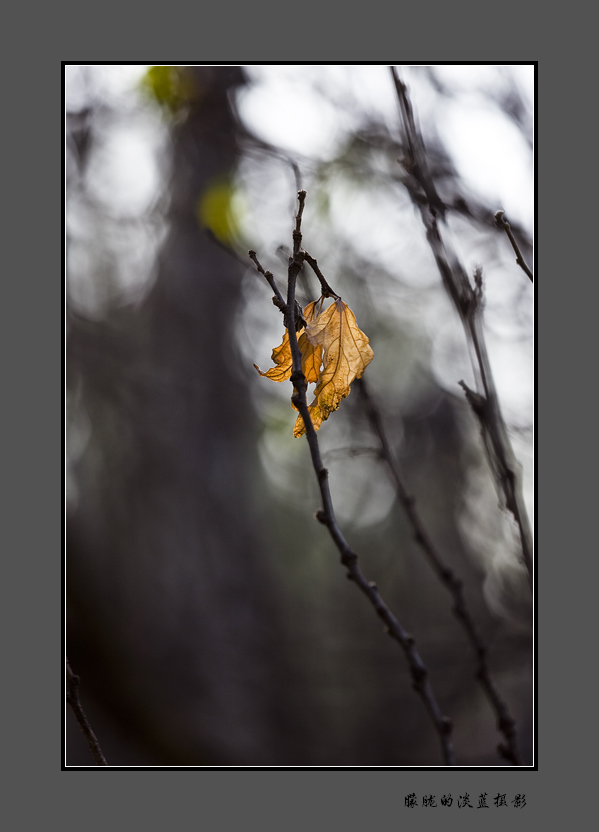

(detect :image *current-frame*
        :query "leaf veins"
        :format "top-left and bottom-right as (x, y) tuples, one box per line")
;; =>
(293, 299), (374, 437)
(254, 297), (374, 437)
(253, 300), (323, 383)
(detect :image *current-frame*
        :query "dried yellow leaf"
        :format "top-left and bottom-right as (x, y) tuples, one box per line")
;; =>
(255, 296), (373, 437)
(298, 300), (324, 384)
(254, 301), (323, 383)
(293, 299), (374, 437)
(253, 330), (293, 382)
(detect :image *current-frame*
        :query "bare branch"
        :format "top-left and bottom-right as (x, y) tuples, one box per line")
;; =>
(248, 249), (287, 312)
(293, 188), (307, 254)
(248, 248), (306, 332)
(66, 657), (108, 766)
(302, 250), (341, 299)
(260, 191), (456, 766)
(357, 377), (521, 765)
(494, 210), (534, 282)
(390, 67), (533, 593)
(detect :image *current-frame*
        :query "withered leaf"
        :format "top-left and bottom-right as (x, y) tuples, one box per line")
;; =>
(298, 300), (324, 384)
(254, 300), (323, 383)
(255, 297), (373, 438)
(253, 329), (293, 382)
(293, 299), (374, 437)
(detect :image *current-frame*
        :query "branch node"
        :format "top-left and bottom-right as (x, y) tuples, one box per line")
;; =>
(494, 209), (533, 282)
(271, 294), (287, 313)
(412, 665), (428, 684)
(441, 716), (453, 735)
(499, 716), (516, 733)
(440, 567), (453, 583)
(290, 370), (307, 389)
(343, 551), (358, 568)
(459, 380), (487, 419)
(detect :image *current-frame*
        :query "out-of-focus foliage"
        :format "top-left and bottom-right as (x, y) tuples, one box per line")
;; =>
(140, 65), (197, 113)
(196, 176), (244, 246)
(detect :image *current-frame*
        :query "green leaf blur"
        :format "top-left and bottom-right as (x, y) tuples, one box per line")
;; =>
(196, 178), (243, 246)
(140, 66), (196, 113)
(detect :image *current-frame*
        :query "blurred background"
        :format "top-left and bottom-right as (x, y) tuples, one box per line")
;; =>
(65, 64), (534, 766)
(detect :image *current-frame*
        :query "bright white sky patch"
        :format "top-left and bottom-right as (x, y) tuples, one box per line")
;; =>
(438, 98), (533, 228)
(238, 67), (357, 160)
(86, 125), (161, 216)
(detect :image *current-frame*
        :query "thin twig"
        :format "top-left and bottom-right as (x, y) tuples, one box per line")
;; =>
(357, 377), (521, 765)
(261, 225), (518, 761)
(248, 249), (287, 311)
(66, 657), (108, 766)
(389, 67), (446, 218)
(302, 251), (341, 299)
(494, 210), (534, 282)
(251, 191), (456, 766)
(248, 248), (307, 330)
(390, 67), (533, 593)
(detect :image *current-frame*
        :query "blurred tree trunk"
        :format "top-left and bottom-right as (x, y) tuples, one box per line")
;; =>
(67, 66), (285, 765)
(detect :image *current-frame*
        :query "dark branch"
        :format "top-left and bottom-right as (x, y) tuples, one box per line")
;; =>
(302, 251), (341, 299)
(248, 249), (287, 312)
(293, 188), (307, 254)
(390, 68), (533, 593)
(390, 66), (446, 218)
(279, 191), (456, 766)
(494, 210), (534, 282)
(66, 658), (108, 766)
(357, 377), (521, 765)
